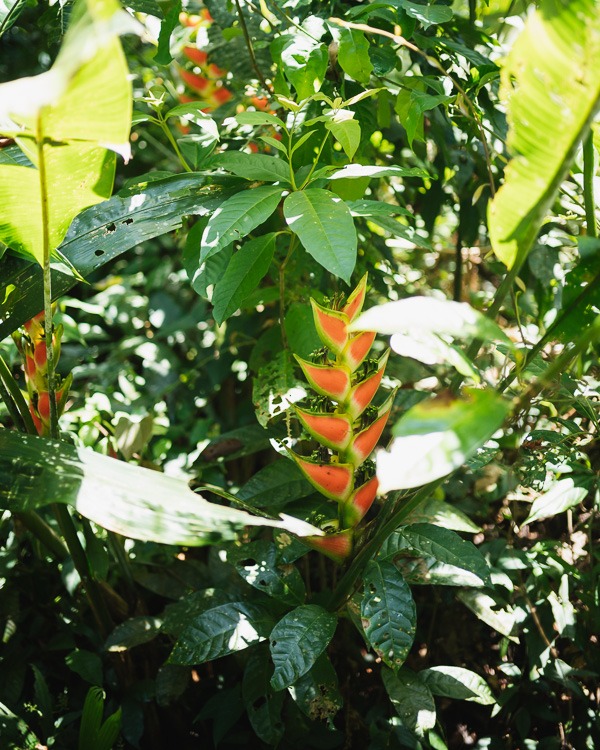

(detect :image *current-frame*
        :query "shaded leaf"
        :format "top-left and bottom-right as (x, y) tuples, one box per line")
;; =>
(382, 667), (436, 737)
(361, 560), (416, 670)
(288, 653), (342, 720)
(270, 605), (337, 691)
(457, 590), (518, 641)
(228, 540), (306, 605)
(104, 616), (163, 652)
(169, 602), (274, 665)
(338, 28), (373, 84)
(236, 459), (314, 509)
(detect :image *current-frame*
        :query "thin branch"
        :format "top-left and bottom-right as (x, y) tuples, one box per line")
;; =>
(234, 0), (273, 94)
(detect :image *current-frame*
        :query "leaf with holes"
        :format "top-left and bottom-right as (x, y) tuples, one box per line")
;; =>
(288, 653), (342, 721)
(201, 185), (283, 263)
(361, 560), (416, 670)
(382, 667), (436, 737)
(269, 605), (337, 691)
(228, 540), (306, 605)
(283, 189), (357, 283)
(169, 602), (274, 665)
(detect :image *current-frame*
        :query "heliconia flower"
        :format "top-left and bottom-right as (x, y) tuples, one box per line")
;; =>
(346, 394), (394, 466)
(310, 299), (349, 355)
(33, 341), (47, 370)
(346, 349), (390, 420)
(294, 406), (352, 452)
(342, 476), (379, 526)
(294, 356), (351, 402)
(342, 330), (376, 372)
(303, 529), (353, 562)
(182, 46), (208, 66)
(342, 272), (368, 322)
(288, 450), (354, 502)
(180, 69), (210, 92)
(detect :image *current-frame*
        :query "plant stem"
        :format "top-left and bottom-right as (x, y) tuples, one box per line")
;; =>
(583, 131), (597, 238)
(158, 115), (192, 173)
(453, 232), (463, 302)
(279, 234), (297, 348)
(0, 353), (38, 434)
(234, 0), (273, 93)
(16, 510), (69, 560)
(299, 130), (332, 189)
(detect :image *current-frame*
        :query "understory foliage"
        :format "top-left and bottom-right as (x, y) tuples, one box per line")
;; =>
(0, 0), (600, 748)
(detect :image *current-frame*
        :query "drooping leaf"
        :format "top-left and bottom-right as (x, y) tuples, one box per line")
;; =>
(277, 35), (328, 100)
(0, 430), (323, 545)
(337, 28), (374, 84)
(211, 152), (291, 184)
(288, 653), (342, 720)
(400, 524), (490, 586)
(243, 645), (285, 746)
(284, 188), (357, 283)
(201, 185), (283, 262)
(212, 233), (278, 324)
(326, 117), (362, 160)
(269, 604), (337, 691)
(104, 616), (163, 652)
(0, 174), (234, 341)
(382, 667), (436, 737)
(169, 602), (274, 665)
(457, 590), (518, 642)
(376, 389), (510, 492)
(524, 478), (588, 525)
(488, 0), (600, 269)
(420, 666), (496, 705)
(361, 560), (416, 670)
(154, 0), (181, 65)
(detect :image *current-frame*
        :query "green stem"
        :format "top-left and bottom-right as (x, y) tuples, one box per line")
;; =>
(0, 373), (26, 431)
(583, 131), (597, 238)
(279, 233), (297, 348)
(158, 115), (192, 172)
(16, 510), (69, 560)
(0, 354), (38, 434)
(299, 131), (332, 189)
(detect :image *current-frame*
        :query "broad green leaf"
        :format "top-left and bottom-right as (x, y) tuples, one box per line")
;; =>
(212, 233), (278, 324)
(162, 589), (237, 637)
(278, 36), (328, 100)
(104, 616), (163, 652)
(420, 666), (496, 705)
(228, 540), (306, 605)
(0, 175), (235, 340)
(66, 650), (103, 686)
(211, 152), (291, 184)
(288, 653), (342, 720)
(284, 188), (357, 283)
(400, 524), (490, 586)
(457, 590), (518, 641)
(284, 301), (322, 358)
(326, 118), (361, 160)
(376, 389), (510, 492)
(0, 430), (323, 544)
(395, 89), (424, 146)
(236, 460), (314, 509)
(328, 164), (429, 181)
(269, 604), (337, 691)
(350, 296), (509, 344)
(382, 667), (436, 737)
(201, 185), (283, 262)
(154, 0), (180, 65)
(524, 478), (588, 525)
(236, 111), (286, 128)
(243, 645), (285, 746)
(402, 498), (481, 533)
(169, 602), (274, 665)
(337, 28), (374, 84)
(488, 0), (600, 269)
(393, 0), (453, 27)
(361, 560), (416, 670)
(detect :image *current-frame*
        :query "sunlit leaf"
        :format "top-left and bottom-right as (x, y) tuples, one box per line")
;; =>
(337, 28), (373, 84)
(420, 666), (496, 705)
(524, 478), (588, 525)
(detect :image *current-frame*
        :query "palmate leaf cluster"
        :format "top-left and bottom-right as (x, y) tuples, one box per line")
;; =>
(0, 0), (600, 748)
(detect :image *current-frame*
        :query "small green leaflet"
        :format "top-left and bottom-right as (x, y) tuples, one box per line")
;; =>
(212, 233), (277, 323)
(284, 188), (357, 283)
(361, 560), (416, 670)
(326, 118), (362, 160)
(269, 605), (337, 691)
(382, 667), (436, 737)
(211, 152), (291, 184)
(169, 602), (274, 665)
(200, 185), (283, 263)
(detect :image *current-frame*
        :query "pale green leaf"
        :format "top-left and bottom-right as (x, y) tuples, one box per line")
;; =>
(524, 478), (588, 525)
(394, 0), (453, 27)
(211, 152), (291, 184)
(382, 667), (436, 737)
(377, 389), (510, 492)
(328, 164), (428, 181)
(402, 498), (481, 533)
(0, 430), (323, 545)
(361, 560), (416, 670)
(326, 118), (361, 160)
(201, 185), (283, 262)
(457, 590), (518, 641)
(488, 0), (600, 269)
(337, 28), (374, 84)
(269, 605), (337, 691)
(236, 111), (286, 128)
(420, 666), (496, 705)
(283, 188), (357, 282)
(212, 233), (277, 324)
(169, 602), (274, 665)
